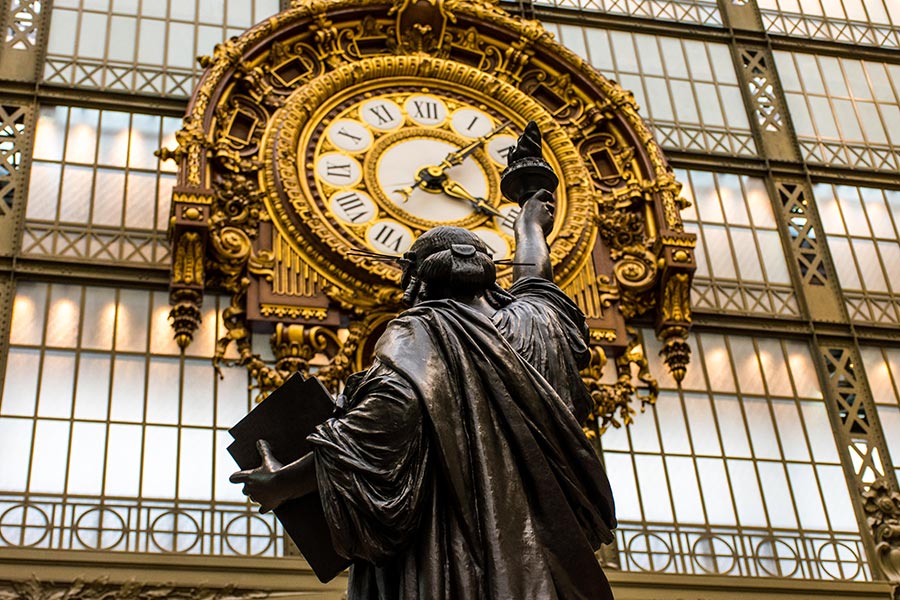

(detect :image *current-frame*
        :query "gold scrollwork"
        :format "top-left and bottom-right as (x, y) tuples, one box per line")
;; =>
(259, 304), (329, 320)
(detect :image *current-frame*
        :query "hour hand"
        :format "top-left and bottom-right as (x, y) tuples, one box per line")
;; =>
(440, 179), (503, 218)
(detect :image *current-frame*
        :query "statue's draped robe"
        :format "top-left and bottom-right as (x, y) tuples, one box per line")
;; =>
(308, 278), (616, 599)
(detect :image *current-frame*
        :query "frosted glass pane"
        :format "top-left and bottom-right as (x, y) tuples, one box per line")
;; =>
(65, 109), (100, 163)
(837, 187), (868, 235)
(216, 366), (250, 428)
(817, 465), (858, 533)
(817, 191), (846, 234)
(666, 456), (704, 524)
(772, 400), (809, 461)
(96, 111), (131, 168)
(137, 19), (165, 64)
(149, 294), (180, 355)
(199, 0), (225, 23)
(602, 453), (641, 521)
(33, 107), (67, 161)
(29, 420), (71, 493)
(853, 239), (888, 292)
(696, 458), (736, 525)
(718, 174), (750, 226)
(800, 402), (839, 462)
(58, 165), (92, 223)
(757, 462), (797, 529)
(124, 172), (157, 228)
(861, 347), (895, 404)
(110, 355), (146, 422)
(178, 428), (213, 500)
(146, 357), (180, 425)
(744, 397), (781, 460)
(0, 417), (33, 489)
(727, 459), (767, 527)
(215, 430), (245, 502)
(77, 12), (109, 59)
(758, 339), (792, 396)
(600, 416), (632, 452)
(701, 335), (736, 393)
(142, 426), (177, 498)
(107, 15), (138, 62)
(115, 289), (149, 351)
(26, 163), (62, 220)
(878, 242), (900, 292)
(671, 80), (699, 123)
(10, 283), (46, 345)
(634, 455), (673, 522)
(696, 82), (724, 127)
(682, 393), (721, 456)
(167, 23), (195, 69)
(81, 287), (117, 350)
(46, 285), (81, 348)
(105, 424), (142, 496)
(1, 349), (40, 416)
(878, 407), (900, 475)
(47, 10), (77, 56)
(732, 228), (763, 282)
(67, 421), (107, 495)
(685, 41), (713, 82)
(157, 177), (174, 229)
(227, 0), (252, 25)
(129, 114), (161, 170)
(787, 463), (828, 530)
(703, 226), (737, 279)
(731, 337), (764, 395)
(37, 351), (76, 418)
(862, 188), (895, 239)
(829, 238), (861, 289)
(628, 407), (661, 453)
(714, 397), (751, 457)
(91, 169), (125, 226)
(655, 393), (690, 454)
(74, 353), (111, 421)
(741, 178), (773, 227)
(645, 79), (674, 122)
(186, 304), (219, 357)
(757, 230), (791, 284)
(182, 361), (214, 427)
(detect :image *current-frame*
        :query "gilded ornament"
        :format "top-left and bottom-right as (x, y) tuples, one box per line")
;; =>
(168, 0), (694, 421)
(581, 330), (659, 437)
(862, 478), (900, 582)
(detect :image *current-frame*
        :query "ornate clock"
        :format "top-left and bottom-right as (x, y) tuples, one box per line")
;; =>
(162, 0), (696, 432)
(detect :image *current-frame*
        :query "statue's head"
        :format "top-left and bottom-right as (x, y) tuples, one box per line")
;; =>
(400, 226), (497, 305)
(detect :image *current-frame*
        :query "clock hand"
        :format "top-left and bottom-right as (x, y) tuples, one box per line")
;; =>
(440, 178), (504, 218)
(393, 121), (513, 202)
(436, 120), (512, 170)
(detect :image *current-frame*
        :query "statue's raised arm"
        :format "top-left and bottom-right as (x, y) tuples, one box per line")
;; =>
(501, 121), (559, 282)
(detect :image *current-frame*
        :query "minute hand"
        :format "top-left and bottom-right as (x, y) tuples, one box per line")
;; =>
(437, 120), (512, 170)
(441, 179), (503, 218)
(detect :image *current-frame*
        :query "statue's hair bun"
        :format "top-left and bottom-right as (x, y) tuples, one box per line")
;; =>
(417, 245), (496, 299)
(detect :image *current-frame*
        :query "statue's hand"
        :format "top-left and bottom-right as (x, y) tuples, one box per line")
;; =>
(518, 190), (555, 237)
(229, 439), (288, 513)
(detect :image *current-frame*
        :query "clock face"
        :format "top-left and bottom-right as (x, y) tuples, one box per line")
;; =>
(303, 87), (544, 262)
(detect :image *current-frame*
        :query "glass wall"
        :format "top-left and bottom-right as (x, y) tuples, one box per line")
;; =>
(43, 0), (280, 96)
(23, 105), (179, 264)
(0, 283), (281, 555)
(602, 331), (866, 580)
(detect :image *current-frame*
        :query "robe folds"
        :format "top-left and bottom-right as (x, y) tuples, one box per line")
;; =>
(308, 278), (617, 599)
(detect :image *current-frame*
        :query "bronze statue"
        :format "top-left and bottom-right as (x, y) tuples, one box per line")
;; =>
(231, 123), (617, 599)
